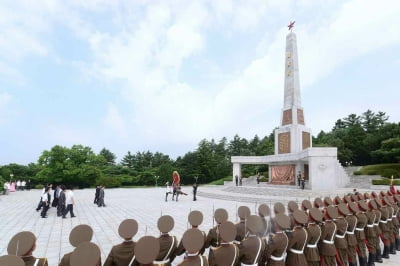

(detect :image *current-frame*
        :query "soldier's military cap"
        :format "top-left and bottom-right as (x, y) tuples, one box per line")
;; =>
(379, 191), (386, 198)
(288, 201), (298, 212)
(301, 200), (312, 211)
(246, 215), (263, 234)
(274, 202), (285, 214)
(351, 194), (358, 202)
(309, 207), (323, 222)
(333, 196), (343, 205)
(324, 197), (334, 207)
(358, 200), (368, 211)
(7, 231), (36, 256)
(314, 197), (323, 208)
(357, 193), (365, 201)
(188, 210), (203, 226)
(387, 191), (393, 196)
(325, 206), (338, 219)
(219, 221), (237, 242)
(182, 229), (204, 253)
(274, 214), (291, 230)
(348, 202), (359, 214)
(293, 209), (308, 224)
(0, 255), (25, 266)
(118, 219), (138, 239)
(343, 195), (352, 204)
(214, 208), (229, 223)
(337, 203), (350, 216)
(158, 215), (174, 233)
(134, 236), (160, 265)
(368, 200), (377, 210)
(70, 242), (101, 266)
(371, 191), (378, 199)
(374, 198), (383, 208)
(70, 224), (93, 247)
(238, 206), (251, 219)
(364, 193), (370, 199)
(258, 204), (270, 217)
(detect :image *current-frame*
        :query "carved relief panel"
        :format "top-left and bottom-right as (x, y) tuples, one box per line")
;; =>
(297, 109), (304, 125)
(278, 132), (291, 154)
(302, 131), (310, 150)
(282, 109), (292, 126)
(270, 165), (295, 185)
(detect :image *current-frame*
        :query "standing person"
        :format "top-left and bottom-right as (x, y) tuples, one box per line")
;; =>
(172, 182), (177, 201)
(40, 187), (50, 218)
(63, 186), (76, 218)
(94, 185), (100, 204)
(98, 186), (106, 207)
(165, 182), (172, 202)
(208, 221), (239, 266)
(237, 215), (266, 265)
(256, 173), (260, 185)
(235, 175), (238, 186)
(262, 213), (290, 265)
(16, 180), (21, 191)
(239, 176), (242, 186)
(286, 210), (308, 266)
(192, 183), (198, 201)
(21, 180), (26, 191)
(154, 215), (178, 265)
(301, 175), (305, 190)
(57, 185), (66, 217)
(52, 185), (61, 207)
(27, 179), (31, 190)
(297, 171), (301, 187)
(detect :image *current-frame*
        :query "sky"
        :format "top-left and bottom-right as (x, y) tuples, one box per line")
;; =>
(0, 0), (399, 165)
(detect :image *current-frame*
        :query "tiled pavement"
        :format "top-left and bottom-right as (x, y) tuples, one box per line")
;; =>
(0, 185), (399, 265)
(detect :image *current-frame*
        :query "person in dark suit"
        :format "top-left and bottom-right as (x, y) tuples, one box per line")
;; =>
(94, 185), (101, 204)
(192, 183), (198, 201)
(57, 186), (66, 217)
(98, 186), (106, 207)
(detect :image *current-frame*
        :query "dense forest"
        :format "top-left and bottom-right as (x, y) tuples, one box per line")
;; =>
(1, 110), (399, 188)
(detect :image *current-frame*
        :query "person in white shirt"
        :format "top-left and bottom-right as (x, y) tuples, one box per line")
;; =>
(21, 180), (26, 190)
(63, 187), (76, 218)
(16, 180), (21, 191)
(165, 182), (172, 202)
(40, 187), (50, 218)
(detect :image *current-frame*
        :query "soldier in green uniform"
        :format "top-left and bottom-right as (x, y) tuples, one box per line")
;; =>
(379, 194), (391, 259)
(318, 206), (338, 266)
(104, 219), (139, 266)
(208, 221), (239, 266)
(70, 242), (101, 266)
(301, 200), (312, 213)
(235, 206), (250, 242)
(286, 209), (308, 266)
(371, 195), (384, 263)
(175, 210), (207, 256)
(7, 231), (48, 266)
(262, 213), (290, 266)
(154, 215), (178, 265)
(304, 208), (322, 266)
(178, 229), (208, 266)
(258, 203), (271, 238)
(59, 224), (94, 266)
(335, 203), (350, 266)
(347, 201), (360, 266)
(288, 201), (299, 229)
(205, 208), (228, 248)
(365, 199), (378, 265)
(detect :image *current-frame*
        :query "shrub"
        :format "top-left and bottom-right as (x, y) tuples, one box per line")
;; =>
(96, 176), (122, 188)
(353, 171), (362, 175)
(371, 179), (400, 185)
(34, 184), (44, 189)
(209, 176), (232, 185)
(260, 177), (269, 182)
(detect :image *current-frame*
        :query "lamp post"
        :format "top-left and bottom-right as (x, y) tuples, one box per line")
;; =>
(154, 175), (159, 187)
(194, 176), (199, 183)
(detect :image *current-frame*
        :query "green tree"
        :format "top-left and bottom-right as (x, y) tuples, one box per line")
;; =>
(99, 148), (116, 165)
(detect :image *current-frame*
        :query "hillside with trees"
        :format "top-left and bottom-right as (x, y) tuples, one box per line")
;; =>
(1, 110), (399, 189)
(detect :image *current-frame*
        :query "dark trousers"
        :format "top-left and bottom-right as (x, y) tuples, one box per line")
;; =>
(36, 199), (43, 211)
(57, 204), (65, 216)
(97, 197), (105, 207)
(193, 193), (197, 201)
(94, 196), (99, 204)
(63, 204), (74, 217)
(41, 204), (49, 217)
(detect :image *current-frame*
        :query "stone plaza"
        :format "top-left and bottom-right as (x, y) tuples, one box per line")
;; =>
(0, 184), (399, 265)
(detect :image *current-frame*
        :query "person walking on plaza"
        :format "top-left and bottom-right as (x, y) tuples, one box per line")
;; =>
(94, 185), (100, 204)
(165, 182), (172, 202)
(21, 180), (26, 191)
(57, 185), (66, 217)
(63, 186), (76, 218)
(193, 183), (198, 201)
(16, 180), (21, 191)
(98, 186), (106, 207)
(52, 185), (61, 207)
(26, 179), (31, 190)
(235, 175), (238, 186)
(239, 176), (242, 186)
(40, 187), (50, 218)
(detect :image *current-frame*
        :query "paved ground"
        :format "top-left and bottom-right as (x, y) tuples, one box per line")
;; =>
(0, 185), (399, 265)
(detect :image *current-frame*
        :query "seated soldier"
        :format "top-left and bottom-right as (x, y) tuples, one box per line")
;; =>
(7, 231), (48, 266)
(104, 219), (139, 266)
(59, 224), (94, 266)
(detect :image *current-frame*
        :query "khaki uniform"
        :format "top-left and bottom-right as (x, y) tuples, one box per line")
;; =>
(263, 232), (288, 266)
(387, 207), (395, 243)
(58, 252), (72, 266)
(355, 212), (368, 258)
(206, 226), (220, 248)
(208, 243), (239, 266)
(286, 227), (308, 266)
(238, 235), (265, 265)
(318, 221), (336, 266)
(178, 255), (209, 266)
(304, 223), (321, 266)
(334, 217), (348, 266)
(259, 217), (268, 238)
(374, 209), (382, 252)
(346, 215), (358, 264)
(364, 210), (377, 254)
(176, 231), (207, 256)
(22, 256), (48, 266)
(155, 235), (177, 265)
(379, 206), (390, 245)
(103, 241), (136, 266)
(235, 221), (246, 242)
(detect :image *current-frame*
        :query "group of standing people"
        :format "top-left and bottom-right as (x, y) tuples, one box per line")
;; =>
(235, 175), (243, 186)
(297, 171), (306, 189)
(2, 179), (31, 195)
(94, 185), (106, 207)
(165, 182), (188, 202)
(35, 184), (76, 219)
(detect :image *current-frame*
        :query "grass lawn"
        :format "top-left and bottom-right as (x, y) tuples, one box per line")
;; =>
(354, 163), (400, 178)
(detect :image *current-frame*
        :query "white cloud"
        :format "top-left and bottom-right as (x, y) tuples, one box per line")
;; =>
(103, 103), (128, 138)
(0, 91), (12, 123)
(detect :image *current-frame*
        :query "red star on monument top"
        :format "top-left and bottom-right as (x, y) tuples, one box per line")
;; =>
(288, 21), (295, 31)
